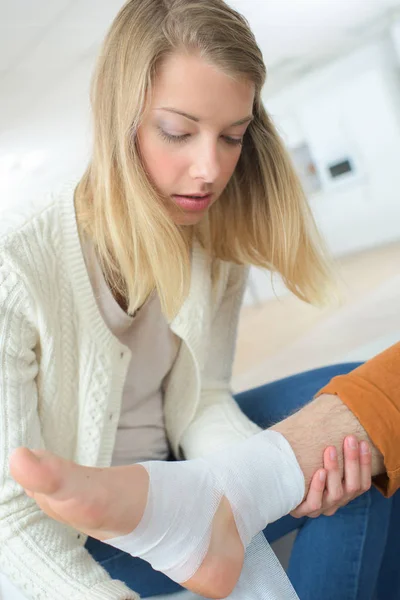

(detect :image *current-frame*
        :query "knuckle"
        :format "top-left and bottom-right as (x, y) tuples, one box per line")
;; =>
(323, 508), (337, 517)
(362, 480), (372, 492)
(310, 500), (322, 512)
(309, 511), (321, 519)
(346, 484), (360, 496)
(329, 488), (343, 502)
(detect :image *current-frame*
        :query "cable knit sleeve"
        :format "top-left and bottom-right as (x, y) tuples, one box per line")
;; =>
(180, 263), (261, 459)
(0, 257), (138, 600)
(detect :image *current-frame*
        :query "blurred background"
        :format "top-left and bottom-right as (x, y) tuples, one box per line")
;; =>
(1, 1), (400, 598)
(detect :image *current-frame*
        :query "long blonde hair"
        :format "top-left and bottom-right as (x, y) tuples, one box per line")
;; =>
(75, 0), (332, 319)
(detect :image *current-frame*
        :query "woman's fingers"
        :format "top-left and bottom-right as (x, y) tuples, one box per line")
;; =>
(321, 437), (372, 516)
(322, 446), (343, 509)
(342, 436), (361, 496)
(290, 469), (326, 518)
(290, 437), (372, 519)
(359, 441), (372, 492)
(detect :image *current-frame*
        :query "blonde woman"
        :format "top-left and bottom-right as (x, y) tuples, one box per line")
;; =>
(0, 1), (392, 599)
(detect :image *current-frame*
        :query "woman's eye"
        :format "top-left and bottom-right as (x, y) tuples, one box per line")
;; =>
(223, 136), (243, 147)
(158, 128), (190, 144)
(158, 128), (243, 147)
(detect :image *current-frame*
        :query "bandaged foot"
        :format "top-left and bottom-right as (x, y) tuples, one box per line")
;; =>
(10, 448), (240, 598)
(11, 430), (304, 599)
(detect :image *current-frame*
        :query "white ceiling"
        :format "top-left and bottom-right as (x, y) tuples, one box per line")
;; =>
(232, 0), (400, 82)
(1, 0), (400, 154)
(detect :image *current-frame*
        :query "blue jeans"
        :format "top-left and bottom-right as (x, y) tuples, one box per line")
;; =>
(86, 364), (398, 599)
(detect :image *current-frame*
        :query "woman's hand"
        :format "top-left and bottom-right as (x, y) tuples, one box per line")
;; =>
(290, 436), (372, 518)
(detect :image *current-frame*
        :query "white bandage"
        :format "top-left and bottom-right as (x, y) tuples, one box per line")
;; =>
(106, 430), (304, 599)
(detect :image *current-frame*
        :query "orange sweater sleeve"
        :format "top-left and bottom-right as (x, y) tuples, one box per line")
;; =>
(317, 342), (400, 497)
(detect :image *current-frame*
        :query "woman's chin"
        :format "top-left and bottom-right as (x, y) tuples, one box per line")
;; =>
(172, 210), (207, 226)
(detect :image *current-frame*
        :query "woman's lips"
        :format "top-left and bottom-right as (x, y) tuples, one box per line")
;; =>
(172, 194), (213, 212)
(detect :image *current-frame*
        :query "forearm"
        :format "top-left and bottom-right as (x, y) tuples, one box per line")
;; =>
(270, 393), (385, 497)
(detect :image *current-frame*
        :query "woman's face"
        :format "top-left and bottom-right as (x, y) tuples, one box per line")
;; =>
(137, 52), (255, 226)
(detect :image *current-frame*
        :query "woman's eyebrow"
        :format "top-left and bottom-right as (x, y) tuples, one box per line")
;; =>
(155, 107), (253, 126)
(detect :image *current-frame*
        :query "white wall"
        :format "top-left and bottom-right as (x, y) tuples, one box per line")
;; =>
(245, 32), (400, 306)
(0, 56), (94, 209)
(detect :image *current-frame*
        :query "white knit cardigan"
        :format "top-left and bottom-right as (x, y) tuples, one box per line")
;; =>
(0, 185), (260, 600)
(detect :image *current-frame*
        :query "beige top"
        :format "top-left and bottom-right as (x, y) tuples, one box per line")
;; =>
(84, 242), (180, 465)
